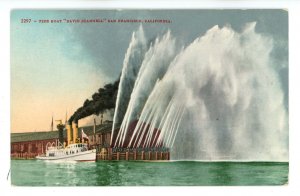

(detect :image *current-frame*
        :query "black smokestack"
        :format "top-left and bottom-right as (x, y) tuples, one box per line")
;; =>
(68, 78), (119, 123)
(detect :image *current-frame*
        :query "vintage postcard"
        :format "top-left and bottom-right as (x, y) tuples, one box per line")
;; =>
(10, 9), (288, 186)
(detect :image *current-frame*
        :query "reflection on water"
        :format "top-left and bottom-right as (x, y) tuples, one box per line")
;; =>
(44, 161), (78, 185)
(11, 160), (288, 186)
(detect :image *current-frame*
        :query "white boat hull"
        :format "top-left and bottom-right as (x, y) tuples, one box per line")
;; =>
(36, 149), (96, 162)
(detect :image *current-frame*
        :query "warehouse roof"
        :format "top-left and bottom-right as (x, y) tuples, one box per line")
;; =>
(11, 123), (113, 143)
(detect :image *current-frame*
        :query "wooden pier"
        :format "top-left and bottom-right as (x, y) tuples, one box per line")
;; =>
(11, 152), (38, 159)
(96, 147), (170, 161)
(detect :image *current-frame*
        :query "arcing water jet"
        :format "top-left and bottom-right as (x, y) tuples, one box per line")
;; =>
(113, 23), (288, 161)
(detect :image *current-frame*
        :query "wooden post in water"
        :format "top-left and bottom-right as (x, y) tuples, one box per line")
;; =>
(126, 151), (129, 161)
(141, 151), (144, 160)
(148, 151), (151, 160)
(134, 149), (137, 160)
(117, 152), (120, 160)
(155, 152), (158, 160)
(160, 152), (163, 160)
(108, 148), (112, 160)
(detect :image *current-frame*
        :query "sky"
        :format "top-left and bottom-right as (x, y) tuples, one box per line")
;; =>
(11, 9), (288, 133)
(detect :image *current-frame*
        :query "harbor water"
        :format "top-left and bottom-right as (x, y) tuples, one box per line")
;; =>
(11, 160), (288, 186)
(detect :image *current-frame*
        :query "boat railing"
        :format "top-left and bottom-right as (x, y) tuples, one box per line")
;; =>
(46, 140), (64, 151)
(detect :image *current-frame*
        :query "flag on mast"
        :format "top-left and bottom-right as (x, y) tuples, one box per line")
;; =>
(81, 129), (89, 141)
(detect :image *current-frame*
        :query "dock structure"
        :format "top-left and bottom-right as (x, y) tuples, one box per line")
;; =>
(11, 121), (170, 161)
(10, 122), (112, 160)
(96, 147), (170, 161)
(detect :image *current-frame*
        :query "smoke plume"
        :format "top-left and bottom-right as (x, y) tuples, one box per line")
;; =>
(68, 79), (119, 123)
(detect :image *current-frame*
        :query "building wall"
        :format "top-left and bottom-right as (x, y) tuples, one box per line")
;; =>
(11, 138), (58, 159)
(11, 131), (112, 159)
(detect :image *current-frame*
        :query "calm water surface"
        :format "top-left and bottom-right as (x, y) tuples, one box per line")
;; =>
(11, 160), (288, 186)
